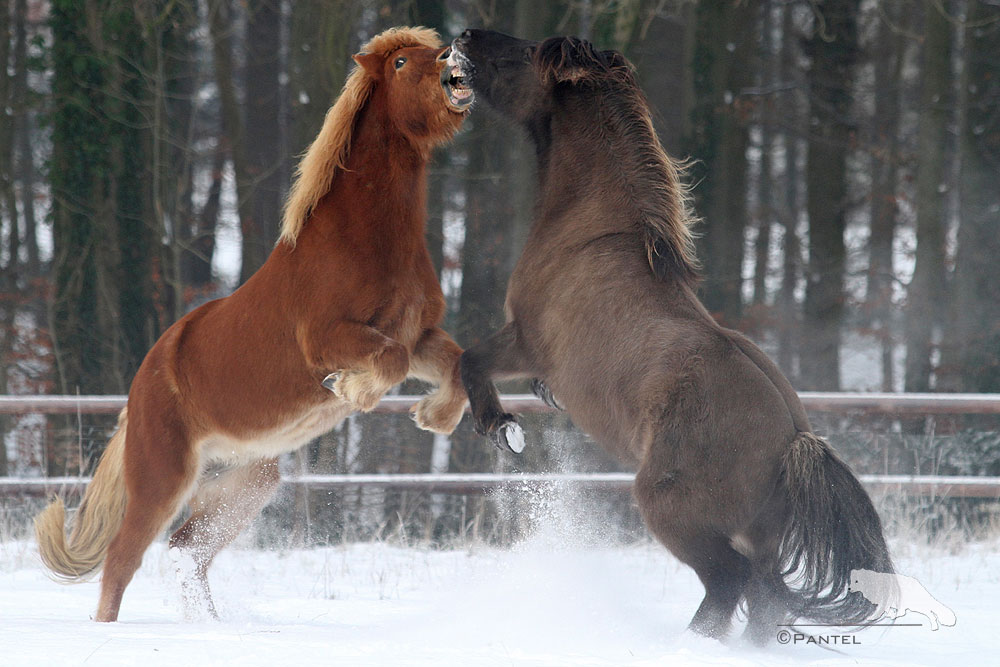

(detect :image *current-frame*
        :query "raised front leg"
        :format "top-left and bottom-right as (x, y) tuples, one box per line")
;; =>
(406, 327), (468, 434)
(459, 322), (534, 453)
(306, 321), (409, 411)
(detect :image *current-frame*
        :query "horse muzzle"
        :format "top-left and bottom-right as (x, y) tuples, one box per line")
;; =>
(440, 47), (474, 111)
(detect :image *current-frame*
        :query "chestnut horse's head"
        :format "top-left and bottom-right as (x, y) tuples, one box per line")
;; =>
(281, 27), (472, 246)
(450, 29), (629, 125)
(353, 30), (474, 152)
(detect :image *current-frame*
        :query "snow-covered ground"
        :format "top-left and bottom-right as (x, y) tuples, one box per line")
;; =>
(1, 520), (996, 666)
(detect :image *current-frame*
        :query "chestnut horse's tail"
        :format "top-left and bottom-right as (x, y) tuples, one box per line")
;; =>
(35, 408), (129, 582)
(779, 431), (894, 625)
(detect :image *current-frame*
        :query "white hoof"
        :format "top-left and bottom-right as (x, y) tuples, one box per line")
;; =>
(501, 421), (525, 453)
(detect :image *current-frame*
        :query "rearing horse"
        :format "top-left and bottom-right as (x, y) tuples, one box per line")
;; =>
(453, 30), (893, 645)
(35, 26), (475, 622)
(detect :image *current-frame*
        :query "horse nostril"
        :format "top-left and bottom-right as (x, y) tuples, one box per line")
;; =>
(438, 47), (451, 61)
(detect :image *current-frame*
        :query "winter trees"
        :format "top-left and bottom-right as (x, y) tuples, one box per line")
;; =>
(1, 0), (998, 487)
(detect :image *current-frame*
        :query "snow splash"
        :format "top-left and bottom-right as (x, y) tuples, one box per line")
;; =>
(440, 433), (683, 655)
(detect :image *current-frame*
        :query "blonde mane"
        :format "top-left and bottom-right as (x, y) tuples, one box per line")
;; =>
(279, 27), (443, 246)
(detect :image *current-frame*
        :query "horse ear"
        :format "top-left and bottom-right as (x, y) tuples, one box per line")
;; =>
(353, 52), (383, 79)
(602, 50), (627, 68)
(553, 67), (588, 84)
(551, 39), (592, 84)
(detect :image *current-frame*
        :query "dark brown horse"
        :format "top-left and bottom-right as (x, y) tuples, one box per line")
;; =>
(452, 30), (893, 645)
(35, 27), (474, 622)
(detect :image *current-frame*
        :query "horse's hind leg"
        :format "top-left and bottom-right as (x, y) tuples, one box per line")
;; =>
(742, 568), (792, 645)
(740, 502), (794, 645)
(168, 457), (281, 619)
(634, 468), (750, 639)
(682, 536), (751, 638)
(97, 421), (199, 622)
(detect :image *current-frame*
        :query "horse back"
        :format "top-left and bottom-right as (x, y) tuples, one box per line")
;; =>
(509, 240), (797, 476)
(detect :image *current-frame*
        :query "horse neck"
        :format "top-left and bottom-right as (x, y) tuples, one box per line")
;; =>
(311, 97), (428, 247)
(537, 89), (674, 239)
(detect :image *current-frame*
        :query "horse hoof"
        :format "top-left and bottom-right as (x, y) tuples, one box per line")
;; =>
(530, 378), (564, 410)
(321, 372), (341, 393)
(495, 420), (525, 453)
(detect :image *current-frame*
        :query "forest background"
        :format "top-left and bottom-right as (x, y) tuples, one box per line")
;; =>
(1, 1), (998, 539)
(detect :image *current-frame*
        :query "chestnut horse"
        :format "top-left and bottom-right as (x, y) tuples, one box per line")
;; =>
(35, 27), (474, 622)
(453, 30), (894, 645)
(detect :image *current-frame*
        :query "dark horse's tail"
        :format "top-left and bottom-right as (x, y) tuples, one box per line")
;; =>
(779, 431), (893, 625)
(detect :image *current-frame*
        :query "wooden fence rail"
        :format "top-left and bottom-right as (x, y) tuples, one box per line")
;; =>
(1, 392), (1000, 415)
(3, 472), (1000, 499)
(2, 393), (998, 499)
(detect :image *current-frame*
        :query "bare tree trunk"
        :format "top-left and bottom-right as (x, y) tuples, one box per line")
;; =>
(208, 0), (254, 284)
(185, 147), (224, 289)
(1, 0), (15, 282)
(751, 193), (772, 308)
(240, 0), (283, 282)
(866, 5), (906, 391)
(751, 1), (779, 310)
(775, 2), (805, 380)
(940, 0), (1000, 392)
(686, 0), (754, 327)
(801, 0), (860, 391)
(904, 1), (953, 392)
(145, 0), (201, 321)
(0, 0), (11, 477)
(13, 0), (39, 276)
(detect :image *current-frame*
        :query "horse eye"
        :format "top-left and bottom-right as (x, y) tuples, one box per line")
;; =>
(394, 57), (407, 70)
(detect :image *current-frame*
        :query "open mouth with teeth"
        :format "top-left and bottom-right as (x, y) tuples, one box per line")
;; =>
(441, 49), (474, 111)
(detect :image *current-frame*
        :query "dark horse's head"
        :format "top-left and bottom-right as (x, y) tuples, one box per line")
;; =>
(450, 29), (630, 126)
(452, 29), (699, 284)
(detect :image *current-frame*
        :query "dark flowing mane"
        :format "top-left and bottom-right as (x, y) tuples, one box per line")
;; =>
(536, 36), (701, 284)
(535, 36), (631, 83)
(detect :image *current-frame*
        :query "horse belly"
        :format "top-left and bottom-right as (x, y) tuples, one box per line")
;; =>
(200, 401), (352, 465)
